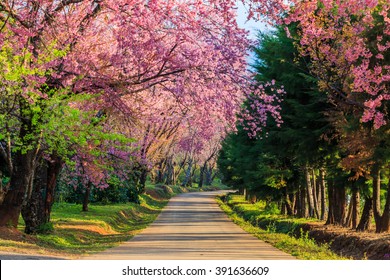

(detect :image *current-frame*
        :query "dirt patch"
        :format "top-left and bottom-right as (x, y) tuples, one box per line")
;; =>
(56, 224), (118, 235)
(263, 219), (390, 260)
(0, 226), (37, 243)
(0, 226), (78, 259)
(300, 223), (390, 260)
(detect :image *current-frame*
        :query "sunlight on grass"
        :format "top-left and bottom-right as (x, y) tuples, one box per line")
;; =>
(216, 195), (347, 260)
(30, 196), (168, 255)
(3, 183), (228, 257)
(4, 193), (170, 256)
(0, 239), (39, 250)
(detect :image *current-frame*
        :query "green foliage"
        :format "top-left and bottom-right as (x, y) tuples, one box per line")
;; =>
(1, 176), (10, 186)
(55, 175), (142, 205)
(94, 176), (141, 204)
(266, 221), (277, 233)
(36, 222), (55, 234)
(264, 202), (280, 215)
(218, 25), (337, 204)
(0, 40), (71, 153)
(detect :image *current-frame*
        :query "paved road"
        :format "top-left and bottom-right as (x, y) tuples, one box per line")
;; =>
(0, 252), (65, 260)
(83, 191), (294, 260)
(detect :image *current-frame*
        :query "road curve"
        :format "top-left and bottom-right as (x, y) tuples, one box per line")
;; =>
(83, 191), (295, 260)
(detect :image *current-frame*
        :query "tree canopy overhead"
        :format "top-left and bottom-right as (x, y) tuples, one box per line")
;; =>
(1, 0), (287, 230)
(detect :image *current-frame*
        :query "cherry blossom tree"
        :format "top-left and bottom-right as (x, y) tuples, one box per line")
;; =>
(243, 0), (390, 128)
(1, 0), (281, 230)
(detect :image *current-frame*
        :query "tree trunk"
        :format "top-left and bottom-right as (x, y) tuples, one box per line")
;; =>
(344, 197), (353, 228)
(326, 183), (346, 226)
(319, 168), (327, 220)
(305, 167), (315, 217)
(156, 160), (164, 184)
(198, 163), (205, 189)
(205, 164), (214, 185)
(351, 185), (360, 229)
(0, 191), (5, 205)
(372, 166), (382, 231)
(82, 182), (92, 212)
(284, 185), (294, 215)
(242, 187), (247, 197)
(171, 165), (176, 185)
(377, 180), (390, 232)
(0, 171), (9, 205)
(190, 163), (197, 185)
(44, 155), (63, 223)
(371, 165), (390, 232)
(174, 154), (187, 185)
(164, 157), (174, 185)
(326, 182), (334, 225)
(0, 150), (35, 227)
(296, 184), (307, 218)
(311, 168), (320, 219)
(19, 154), (62, 234)
(294, 189), (299, 216)
(139, 168), (148, 193)
(356, 196), (373, 232)
(290, 193), (296, 215)
(21, 159), (46, 234)
(0, 100), (39, 228)
(21, 188), (45, 234)
(181, 159), (193, 187)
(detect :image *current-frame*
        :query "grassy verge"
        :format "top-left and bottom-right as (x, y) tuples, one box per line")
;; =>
(38, 194), (167, 255)
(0, 183), (229, 258)
(0, 190), (174, 258)
(217, 194), (347, 260)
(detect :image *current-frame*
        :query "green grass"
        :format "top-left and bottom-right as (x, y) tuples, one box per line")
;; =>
(0, 192), (171, 257)
(1, 182), (230, 258)
(224, 195), (319, 234)
(217, 194), (347, 260)
(17, 194), (168, 256)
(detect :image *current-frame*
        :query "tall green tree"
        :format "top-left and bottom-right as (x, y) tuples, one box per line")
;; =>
(219, 26), (344, 221)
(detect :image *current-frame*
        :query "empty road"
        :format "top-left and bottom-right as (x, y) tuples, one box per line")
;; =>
(83, 191), (294, 260)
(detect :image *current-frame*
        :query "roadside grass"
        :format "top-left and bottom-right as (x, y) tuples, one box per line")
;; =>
(224, 195), (319, 233)
(0, 193), (169, 258)
(37, 194), (168, 255)
(0, 182), (230, 258)
(0, 239), (45, 254)
(144, 180), (231, 200)
(216, 194), (347, 260)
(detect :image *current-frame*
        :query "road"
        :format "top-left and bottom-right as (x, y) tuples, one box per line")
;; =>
(0, 252), (64, 260)
(83, 191), (295, 260)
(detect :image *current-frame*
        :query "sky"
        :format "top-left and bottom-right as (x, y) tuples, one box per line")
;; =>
(235, 2), (270, 40)
(235, 2), (269, 64)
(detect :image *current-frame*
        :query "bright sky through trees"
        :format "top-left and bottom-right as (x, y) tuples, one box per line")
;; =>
(236, 2), (270, 63)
